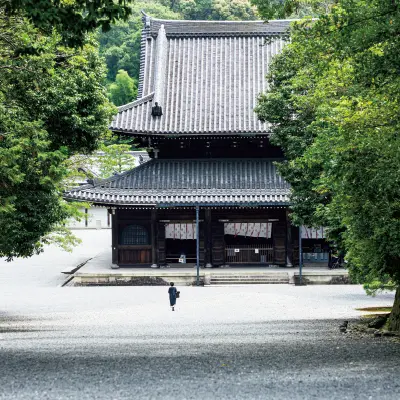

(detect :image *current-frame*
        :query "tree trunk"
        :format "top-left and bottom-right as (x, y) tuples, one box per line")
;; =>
(388, 286), (400, 332)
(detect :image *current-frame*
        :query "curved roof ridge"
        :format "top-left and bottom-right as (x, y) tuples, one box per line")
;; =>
(117, 92), (154, 112)
(145, 16), (293, 38)
(148, 17), (297, 23)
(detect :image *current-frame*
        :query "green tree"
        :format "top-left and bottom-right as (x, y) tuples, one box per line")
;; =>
(176, 0), (258, 20)
(98, 144), (136, 178)
(255, 0), (400, 330)
(0, 13), (116, 260)
(5, 0), (134, 47)
(250, 0), (333, 18)
(109, 69), (137, 106)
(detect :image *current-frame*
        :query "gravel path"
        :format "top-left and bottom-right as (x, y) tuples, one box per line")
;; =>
(0, 286), (398, 400)
(1, 231), (399, 399)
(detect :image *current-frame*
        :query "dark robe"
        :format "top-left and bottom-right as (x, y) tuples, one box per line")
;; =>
(168, 287), (177, 306)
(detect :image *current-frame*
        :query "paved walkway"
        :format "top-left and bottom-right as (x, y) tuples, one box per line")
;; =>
(0, 230), (111, 287)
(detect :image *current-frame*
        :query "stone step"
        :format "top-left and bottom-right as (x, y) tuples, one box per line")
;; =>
(210, 279), (289, 282)
(210, 275), (289, 280)
(209, 272), (290, 285)
(209, 280), (289, 285)
(210, 276), (289, 280)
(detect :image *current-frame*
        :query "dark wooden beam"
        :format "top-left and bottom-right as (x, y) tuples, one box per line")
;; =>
(285, 209), (293, 267)
(111, 210), (118, 266)
(151, 208), (157, 267)
(205, 208), (212, 267)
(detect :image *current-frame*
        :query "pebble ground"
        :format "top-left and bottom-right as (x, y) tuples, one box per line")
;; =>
(0, 230), (399, 399)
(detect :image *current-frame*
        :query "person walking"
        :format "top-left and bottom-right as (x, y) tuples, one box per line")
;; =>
(168, 282), (178, 311)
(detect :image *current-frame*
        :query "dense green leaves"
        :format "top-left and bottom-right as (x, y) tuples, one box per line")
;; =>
(255, 0), (400, 290)
(250, 0), (333, 18)
(108, 69), (137, 106)
(176, 0), (258, 20)
(5, 0), (134, 47)
(98, 144), (136, 178)
(0, 12), (116, 259)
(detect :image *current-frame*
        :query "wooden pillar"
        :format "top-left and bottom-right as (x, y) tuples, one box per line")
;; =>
(205, 208), (212, 267)
(111, 209), (119, 268)
(157, 222), (166, 266)
(151, 208), (158, 268)
(285, 209), (293, 267)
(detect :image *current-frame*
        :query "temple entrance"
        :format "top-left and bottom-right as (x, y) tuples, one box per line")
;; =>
(224, 222), (274, 265)
(166, 238), (197, 264)
(164, 223), (200, 266)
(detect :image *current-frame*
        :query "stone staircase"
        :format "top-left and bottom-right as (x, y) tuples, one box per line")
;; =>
(208, 272), (290, 285)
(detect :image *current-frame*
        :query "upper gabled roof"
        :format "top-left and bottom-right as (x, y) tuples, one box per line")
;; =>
(110, 15), (291, 136)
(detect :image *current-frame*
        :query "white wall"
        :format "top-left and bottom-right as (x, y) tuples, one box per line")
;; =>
(67, 207), (110, 229)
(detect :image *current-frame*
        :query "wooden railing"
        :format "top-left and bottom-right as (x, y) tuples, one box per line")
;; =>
(225, 245), (274, 264)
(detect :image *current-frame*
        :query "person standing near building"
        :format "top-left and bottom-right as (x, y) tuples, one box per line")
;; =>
(168, 282), (177, 311)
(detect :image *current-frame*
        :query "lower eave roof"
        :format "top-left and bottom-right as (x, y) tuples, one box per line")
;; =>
(64, 158), (291, 206)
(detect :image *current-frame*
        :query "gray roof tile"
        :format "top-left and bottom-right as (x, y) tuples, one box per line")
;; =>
(64, 159), (290, 206)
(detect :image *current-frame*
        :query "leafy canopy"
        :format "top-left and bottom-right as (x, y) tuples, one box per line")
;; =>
(5, 0), (134, 47)
(109, 69), (137, 106)
(98, 144), (136, 178)
(250, 0), (333, 18)
(0, 11), (116, 260)
(175, 0), (258, 20)
(255, 0), (400, 290)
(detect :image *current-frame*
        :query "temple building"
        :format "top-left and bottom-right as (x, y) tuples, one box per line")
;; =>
(65, 15), (329, 268)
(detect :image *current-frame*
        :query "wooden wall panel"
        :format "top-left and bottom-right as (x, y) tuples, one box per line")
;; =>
(118, 249), (151, 265)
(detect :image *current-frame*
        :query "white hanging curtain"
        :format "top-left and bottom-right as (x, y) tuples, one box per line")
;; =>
(165, 223), (196, 240)
(301, 226), (326, 239)
(224, 223), (272, 238)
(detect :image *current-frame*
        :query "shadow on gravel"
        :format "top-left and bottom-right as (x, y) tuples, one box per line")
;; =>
(0, 318), (399, 399)
(0, 312), (55, 334)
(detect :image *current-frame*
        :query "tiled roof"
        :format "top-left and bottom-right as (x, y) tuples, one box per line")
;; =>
(64, 159), (291, 206)
(110, 16), (291, 135)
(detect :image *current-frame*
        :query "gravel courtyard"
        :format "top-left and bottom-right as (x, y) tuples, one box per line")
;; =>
(0, 230), (399, 399)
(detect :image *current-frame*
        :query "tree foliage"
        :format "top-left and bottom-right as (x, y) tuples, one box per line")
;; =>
(98, 144), (136, 178)
(5, 0), (134, 47)
(108, 69), (137, 106)
(254, 0), (400, 329)
(0, 12), (116, 260)
(175, 0), (258, 20)
(250, 0), (333, 18)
